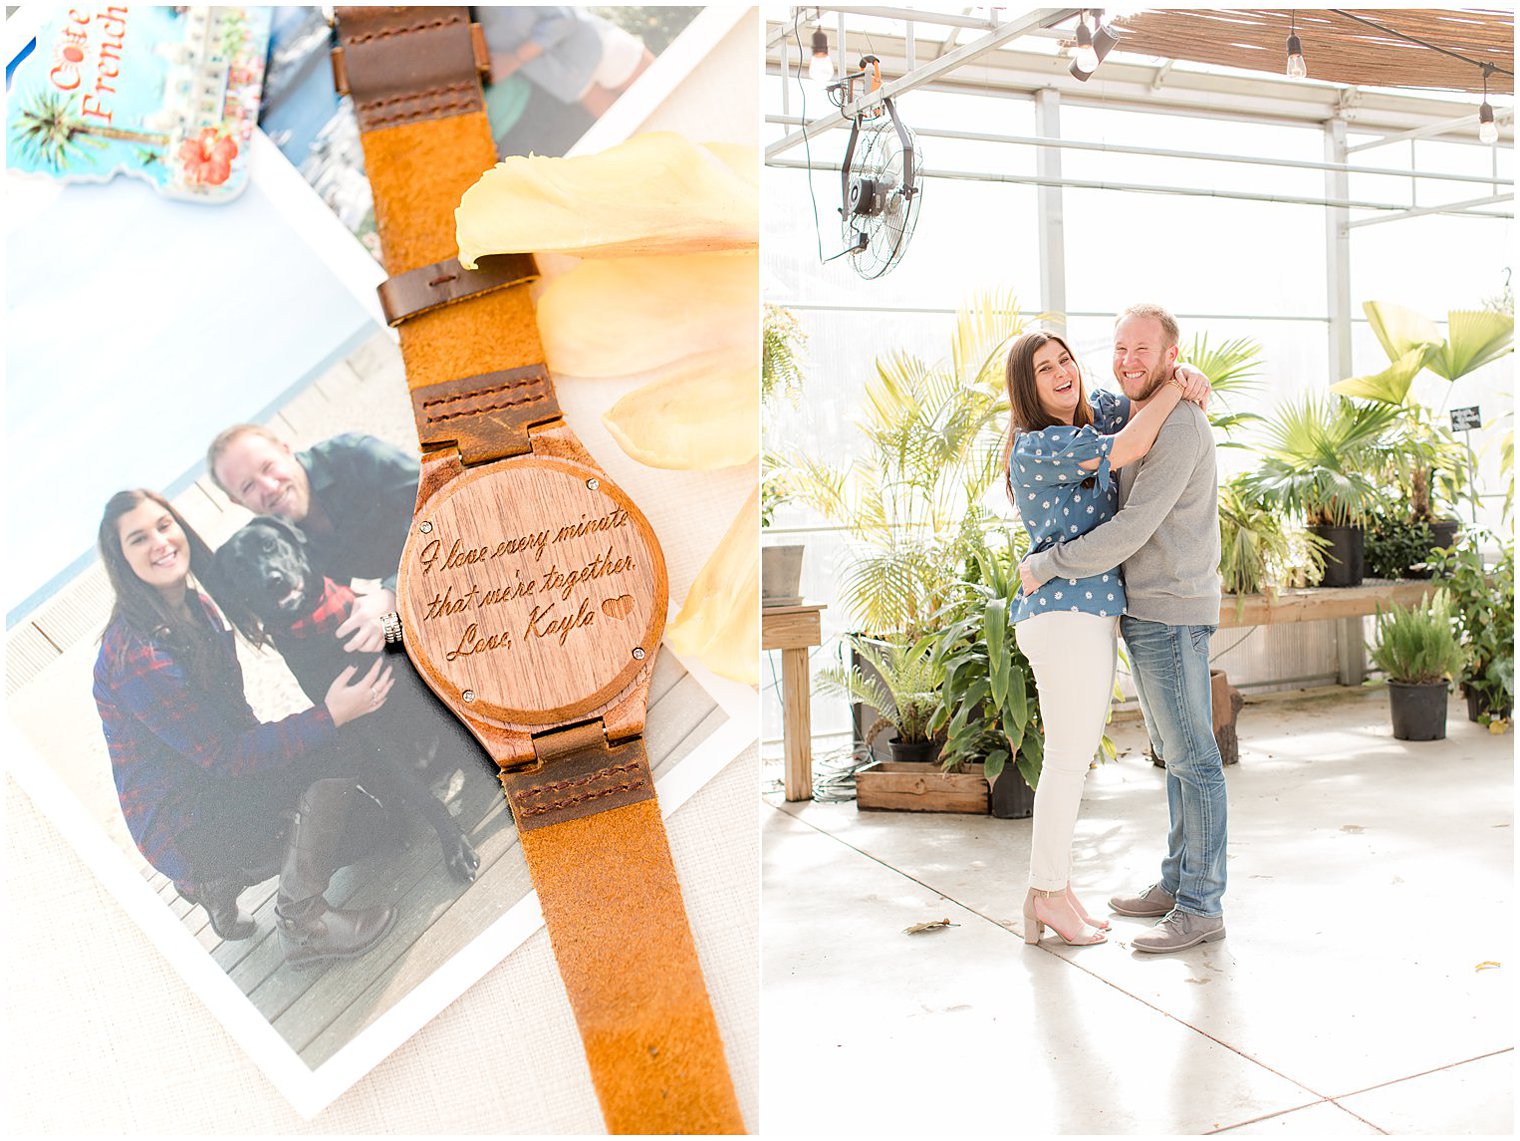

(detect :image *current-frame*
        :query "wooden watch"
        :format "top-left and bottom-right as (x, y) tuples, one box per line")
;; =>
(328, 7), (743, 1133)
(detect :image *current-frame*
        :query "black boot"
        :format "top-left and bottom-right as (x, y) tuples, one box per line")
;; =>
(192, 876), (256, 941)
(275, 779), (395, 970)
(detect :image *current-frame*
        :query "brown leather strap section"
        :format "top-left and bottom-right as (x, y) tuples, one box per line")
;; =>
(334, 9), (739, 1131)
(379, 254), (539, 327)
(340, 18), (548, 398)
(410, 365), (561, 464)
(331, 6), (486, 131)
(513, 738), (745, 1134)
(500, 724), (656, 830)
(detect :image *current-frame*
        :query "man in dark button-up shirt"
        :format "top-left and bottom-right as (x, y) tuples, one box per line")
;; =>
(209, 426), (418, 653)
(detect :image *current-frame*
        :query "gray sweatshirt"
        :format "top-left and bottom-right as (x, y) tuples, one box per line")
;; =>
(1025, 401), (1221, 626)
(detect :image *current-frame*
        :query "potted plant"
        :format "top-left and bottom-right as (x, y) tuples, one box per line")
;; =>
(777, 290), (1027, 641)
(1430, 536), (1515, 729)
(926, 526), (1050, 818)
(1218, 473), (1329, 599)
(1362, 508), (1440, 580)
(818, 634), (944, 762)
(1242, 393), (1401, 587)
(1332, 300), (1513, 544)
(761, 304), (808, 606)
(1368, 592), (1464, 741)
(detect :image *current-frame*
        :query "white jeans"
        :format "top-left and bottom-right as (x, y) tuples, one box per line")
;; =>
(1014, 611), (1119, 891)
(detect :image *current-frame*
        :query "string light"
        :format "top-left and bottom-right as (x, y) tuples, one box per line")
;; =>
(809, 27), (833, 84)
(1286, 11), (1307, 80)
(1479, 64), (1498, 144)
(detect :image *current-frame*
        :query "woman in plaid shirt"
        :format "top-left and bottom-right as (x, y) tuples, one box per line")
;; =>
(93, 490), (398, 963)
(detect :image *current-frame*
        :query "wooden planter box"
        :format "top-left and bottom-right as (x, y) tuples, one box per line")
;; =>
(856, 761), (989, 814)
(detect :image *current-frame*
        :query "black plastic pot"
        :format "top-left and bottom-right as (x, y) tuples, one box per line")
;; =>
(1429, 518), (1461, 552)
(989, 766), (1035, 819)
(1387, 680), (1449, 741)
(1464, 686), (1512, 724)
(1312, 524), (1364, 588)
(888, 737), (940, 764)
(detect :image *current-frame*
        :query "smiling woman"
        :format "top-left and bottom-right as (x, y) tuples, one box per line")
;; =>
(91, 487), (398, 959)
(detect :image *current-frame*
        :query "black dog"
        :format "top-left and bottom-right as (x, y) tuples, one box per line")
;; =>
(214, 516), (481, 884)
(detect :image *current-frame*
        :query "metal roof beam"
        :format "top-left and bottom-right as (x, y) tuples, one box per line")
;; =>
(814, 5), (1000, 31)
(764, 8), (1079, 160)
(1347, 107), (1517, 152)
(765, 114), (1513, 188)
(1345, 192), (1514, 228)
(765, 156), (1515, 219)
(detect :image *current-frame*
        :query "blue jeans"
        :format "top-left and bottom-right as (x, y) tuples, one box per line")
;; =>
(1120, 617), (1228, 917)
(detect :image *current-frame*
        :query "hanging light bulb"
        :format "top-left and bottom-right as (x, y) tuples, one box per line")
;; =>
(1286, 12), (1307, 79)
(1479, 65), (1499, 144)
(1069, 13), (1119, 82)
(808, 27), (833, 84)
(1073, 13), (1100, 74)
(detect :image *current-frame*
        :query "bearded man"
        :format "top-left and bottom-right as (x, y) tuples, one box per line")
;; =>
(1019, 303), (1227, 954)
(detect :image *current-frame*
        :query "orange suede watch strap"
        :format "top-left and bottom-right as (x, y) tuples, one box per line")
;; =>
(332, 8), (744, 1132)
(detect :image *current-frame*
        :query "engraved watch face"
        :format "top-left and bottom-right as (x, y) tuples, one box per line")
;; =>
(397, 456), (666, 726)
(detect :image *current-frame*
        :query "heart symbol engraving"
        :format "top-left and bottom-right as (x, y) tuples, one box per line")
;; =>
(601, 594), (635, 620)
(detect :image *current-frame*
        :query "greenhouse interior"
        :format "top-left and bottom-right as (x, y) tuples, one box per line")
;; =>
(759, 6), (1514, 1135)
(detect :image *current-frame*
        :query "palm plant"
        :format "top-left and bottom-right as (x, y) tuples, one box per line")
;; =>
(779, 290), (1027, 639)
(1180, 333), (1265, 448)
(817, 634), (943, 745)
(12, 91), (167, 170)
(1332, 301), (1514, 520)
(1242, 393), (1401, 527)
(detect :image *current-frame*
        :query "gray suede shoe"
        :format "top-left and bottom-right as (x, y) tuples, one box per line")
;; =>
(1108, 883), (1176, 918)
(1132, 909), (1226, 954)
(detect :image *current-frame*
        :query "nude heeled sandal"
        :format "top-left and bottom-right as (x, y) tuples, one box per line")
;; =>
(1023, 887), (1107, 946)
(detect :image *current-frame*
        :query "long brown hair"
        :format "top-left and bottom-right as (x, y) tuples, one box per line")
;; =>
(1001, 331), (1094, 504)
(97, 489), (234, 694)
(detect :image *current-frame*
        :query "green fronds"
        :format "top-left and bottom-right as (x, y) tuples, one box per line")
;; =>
(1370, 592), (1464, 685)
(762, 304), (808, 405)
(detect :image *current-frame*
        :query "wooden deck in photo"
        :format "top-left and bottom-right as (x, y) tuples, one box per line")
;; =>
(145, 651), (723, 1069)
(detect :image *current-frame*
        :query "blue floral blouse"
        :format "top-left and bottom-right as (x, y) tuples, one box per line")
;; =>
(1010, 387), (1132, 625)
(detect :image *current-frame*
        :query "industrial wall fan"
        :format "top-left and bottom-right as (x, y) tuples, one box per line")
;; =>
(834, 56), (923, 279)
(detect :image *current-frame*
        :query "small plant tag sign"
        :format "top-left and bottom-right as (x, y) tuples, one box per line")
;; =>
(1451, 406), (1483, 431)
(6, 7), (271, 203)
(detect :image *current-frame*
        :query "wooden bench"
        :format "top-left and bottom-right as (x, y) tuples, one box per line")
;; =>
(1218, 579), (1439, 684)
(761, 602), (825, 802)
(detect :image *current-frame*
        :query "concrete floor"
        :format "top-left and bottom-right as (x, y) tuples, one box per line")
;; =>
(761, 688), (1514, 1135)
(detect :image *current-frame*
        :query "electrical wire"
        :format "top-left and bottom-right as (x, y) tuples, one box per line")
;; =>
(1328, 9), (1514, 78)
(792, 8), (827, 264)
(1209, 622), (1260, 664)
